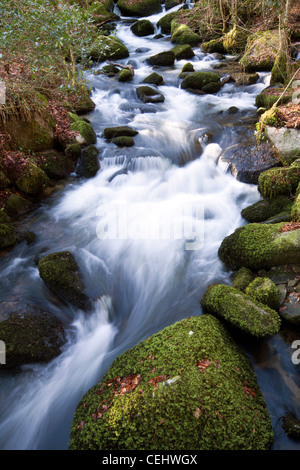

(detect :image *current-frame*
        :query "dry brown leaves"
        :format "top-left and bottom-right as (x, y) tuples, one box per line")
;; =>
(278, 103), (300, 129)
(280, 222), (300, 233)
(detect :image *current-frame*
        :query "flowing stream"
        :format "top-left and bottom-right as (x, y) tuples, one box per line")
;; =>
(0, 5), (299, 450)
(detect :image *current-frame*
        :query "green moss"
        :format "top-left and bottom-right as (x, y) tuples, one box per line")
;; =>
(282, 415), (300, 439)
(291, 183), (300, 222)
(255, 86), (292, 110)
(142, 72), (164, 86)
(171, 21), (200, 46)
(136, 86), (165, 103)
(0, 223), (15, 250)
(241, 196), (292, 223)
(181, 62), (194, 73)
(270, 51), (288, 85)
(117, 69), (133, 82)
(116, 0), (162, 17)
(71, 120), (97, 145)
(146, 51), (175, 66)
(201, 39), (226, 54)
(4, 194), (34, 218)
(245, 277), (279, 310)
(240, 31), (279, 72)
(258, 167), (300, 199)
(111, 136), (135, 147)
(41, 150), (74, 180)
(84, 35), (129, 62)
(64, 141), (82, 162)
(171, 44), (195, 60)
(16, 162), (49, 195)
(103, 126), (138, 139)
(130, 20), (155, 37)
(222, 26), (249, 54)
(69, 314), (274, 450)
(0, 309), (65, 368)
(218, 222), (300, 271)
(157, 11), (178, 34)
(232, 267), (255, 292)
(38, 251), (92, 311)
(201, 284), (281, 337)
(77, 145), (100, 178)
(181, 71), (221, 93)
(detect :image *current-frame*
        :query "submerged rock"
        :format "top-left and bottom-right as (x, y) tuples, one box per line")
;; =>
(69, 314), (274, 450)
(0, 308), (65, 368)
(136, 86), (165, 103)
(38, 251), (92, 311)
(3, 194), (34, 218)
(201, 284), (281, 337)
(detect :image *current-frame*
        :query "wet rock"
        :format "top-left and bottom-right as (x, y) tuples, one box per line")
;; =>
(264, 127), (300, 165)
(181, 71), (222, 94)
(77, 145), (100, 178)
(245, 277), (279, 310)
(171, 44), (195, 60)
(116, 0), (162, 17)
(218, 223), (300, 271)
(15, 162), (49, 196)
(38, 251), (92, 311)
(258, 165), (300, 198)
(130, 19), (155, 36)
(0, 219), (15, 250)
(279, 292), (300, 325)
(135, 47), (151, 53)
(165, 0), (184, 10)
(3, 194), (34, 218)
(171, 21), (200, 46)
(157, 11), (178, 34)
(146, 51), (175, 66)
(282, 414), (300, 439)
(69, 315), (274, 450)
(117, 69), (133, 82)
(39, 149), (75, 180)
(241, 196), (293, 223)
(111, 136), (135, 147)
(83, 35), (129, 62)
(136, 85), (165, 103)
(103, 126), (138, 139)
(201, 39), (226, 54)
(142, 72), (164, 86)
(277, 284), (287, 306)
(231, 72), (259, 86)
(0, 308), (65, 368)
(201, 284), (281, 337)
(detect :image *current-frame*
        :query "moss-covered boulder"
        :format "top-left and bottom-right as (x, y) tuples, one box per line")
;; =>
(282, 414), (300, 439)
(103, 126), (138, 139)
(15, 162), (49, 195)
(258, 166), (300, 199)
(255, 86), (292, 110)
(84, 35), (129, 62)
(201, 284), (281, 337)
(70, 118), (97, 146)
(3, 194), (34, 218)
(218, 222), (300, 271)
(142, 72), (164, 86)
(111, 136), (135, 147)
(69, 314), (274, 450)
(130, 19), (155, 37)
(0, 308), (65, 369)
(146, 51), (175, 67)
(0, 221), (15, 250)
(136, 86), (165, 103)
(181, 71), (222, 94)
(241, 196), (293, 223)
(64, 141), (82, 162)
(171, 44), (195, 60)
(117, 69), (133, 82)
(201, 39), (226, 54)
(240, 31), (279, 72)
(40, 150), (75, 180)
(157, 11), (178, 34)
(245, 277), (279, 310)
(38, 251), (92, 311)
(116, 0), (162, 17)
(171, 21), (200, 46)
(232, 267), (255, 292)
(77, 145), (100, 178)
(222, 26), (249, 54)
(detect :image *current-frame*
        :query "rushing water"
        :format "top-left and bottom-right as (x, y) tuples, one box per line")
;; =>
(0, 5), (299, 450)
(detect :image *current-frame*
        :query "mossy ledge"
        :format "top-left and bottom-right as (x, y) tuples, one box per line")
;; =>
(201, 284), (281, 337)
(69, 314), (274, 450)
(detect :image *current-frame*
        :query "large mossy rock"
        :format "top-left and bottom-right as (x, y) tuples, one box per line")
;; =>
(157, 11), (178, 34)
(130, 19), (155, 37)
(69, 314), (274, 450)
(201, 284), (281, 337)
(40, 150), (75, 180)
(142, 72), (164, 86)
(0, 308), (65, 369)
(103, 126), (138, 139)
(76, 145), (100, 178)
(240, 31), (279, 72)
(232, 267), (255, 292)
(241, 196), (293, 223)
(3, 194), (34, 218)
(218, 223), (300, 271)
(201, 39), (226, 54)
(116, 0), (162, 17)
(84, 35), (129, 62)
(146, 51), (175, 66)
(258, 166), (300, 199)
(181, 71), (221, 94)
(15, 162), (49, 196)
(38, 251), (92, 311)
(245, 277), (279, 311)
(222, 26), (249, 54)
(171, 44), (195, 60)
(70, 115), (97, 146)
(171, 21), (200, 46)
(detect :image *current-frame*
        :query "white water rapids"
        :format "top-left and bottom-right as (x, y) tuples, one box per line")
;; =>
(0, 5), (299, 450)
